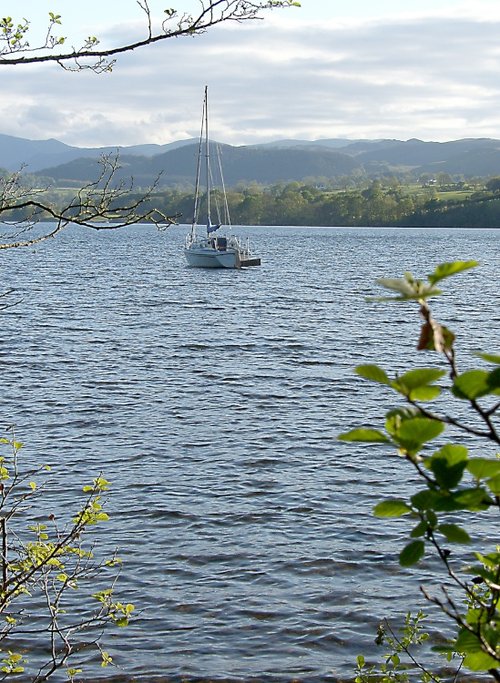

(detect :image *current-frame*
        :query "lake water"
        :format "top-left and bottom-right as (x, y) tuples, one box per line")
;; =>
(0, 224), (498, 682)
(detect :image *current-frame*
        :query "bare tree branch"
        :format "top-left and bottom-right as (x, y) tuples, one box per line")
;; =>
(0, 1), (299, 72)
(0, 154), (177, 250)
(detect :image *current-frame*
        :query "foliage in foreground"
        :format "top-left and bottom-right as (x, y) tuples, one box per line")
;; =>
(0, 433), (133, 681)
(355, 611), (447, 683)
(339, 261), (499, 680)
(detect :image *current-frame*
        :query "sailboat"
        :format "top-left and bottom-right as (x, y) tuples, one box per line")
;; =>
(184, 87), (261, 269)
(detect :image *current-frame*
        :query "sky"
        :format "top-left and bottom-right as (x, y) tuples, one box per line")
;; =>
(1, 0), (500, 147)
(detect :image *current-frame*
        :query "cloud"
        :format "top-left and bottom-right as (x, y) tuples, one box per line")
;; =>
(1, 10), (500, 147)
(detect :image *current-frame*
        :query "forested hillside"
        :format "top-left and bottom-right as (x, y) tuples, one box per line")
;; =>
(3, 174), (500, 227)
(3, 132), (500, 227)
(143, 180), (500, 227)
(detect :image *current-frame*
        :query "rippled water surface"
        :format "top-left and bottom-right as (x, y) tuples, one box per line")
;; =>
(0, 225), (499, 681)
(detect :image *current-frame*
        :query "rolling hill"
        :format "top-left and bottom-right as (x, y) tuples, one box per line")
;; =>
(32, 142), (360, 188)
(0, 132), (195, 172)
(3, 132), (500, 186)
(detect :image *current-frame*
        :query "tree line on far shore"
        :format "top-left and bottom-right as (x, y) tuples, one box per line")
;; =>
(4, 174), (500, 228)
(140, 176), (500, 227)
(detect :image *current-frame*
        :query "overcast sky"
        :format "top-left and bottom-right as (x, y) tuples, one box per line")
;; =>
(1, 0), (500, 147)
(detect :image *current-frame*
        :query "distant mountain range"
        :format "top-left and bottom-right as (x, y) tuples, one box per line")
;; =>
(0, 133), (192, 173)
(2, 133), (500, 186)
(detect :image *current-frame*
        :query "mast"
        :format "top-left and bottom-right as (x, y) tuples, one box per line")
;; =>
(190, 87), (206, 241)
(204, 85), (211, 232)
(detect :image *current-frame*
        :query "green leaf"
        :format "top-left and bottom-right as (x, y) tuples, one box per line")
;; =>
(101, 650), (113, 667)
(426, 509), (438, 527)
(452, 488), (492, 511)
(486, 473), (500, 495)
(411, 489), (440, 510)
(399, 540), (425, 566)
(396, 368), (445, 390)
(456, 629), (499, 671)
(467, 458), (500, 480)
(432, 496), (466, 512)
(427, 260), (478, 285)
(338, 428), (390, 443)
(395, 418), (444, 453)
(437, 523), (471, 543)
(429, 443), (468, 465)
(473, 550), (500, 569)
(95, 512), (109, 522)
(410, 521), (428, 537)
(374, 499), (412, 518)
(355, 364), (391, 385)
(452, 370), (491, 400)
(464, 564), (498, 583)
(477, 352), (500, 364)
(426, 444), (468, 489)
(385, 407), (421, 433)
(393, 368), (445, 401)
(94, 476), (111, 491)
(486, 367), (500, 395)
(463, 650), (499, 672)
(407, 385), (442, 401)
(465, 607), (490, 626)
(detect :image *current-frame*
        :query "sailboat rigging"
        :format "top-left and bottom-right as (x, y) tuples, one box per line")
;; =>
(184, 86), (261, 269)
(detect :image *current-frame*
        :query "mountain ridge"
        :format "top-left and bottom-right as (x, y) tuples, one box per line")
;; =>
(3, 132), (500, 185)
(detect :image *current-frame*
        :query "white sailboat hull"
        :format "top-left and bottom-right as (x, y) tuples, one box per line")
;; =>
(184, 235), (261, 269)
(184, 246), (237, 269)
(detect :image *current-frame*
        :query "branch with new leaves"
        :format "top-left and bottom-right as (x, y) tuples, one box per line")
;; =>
(339, 261), (500, 680)
(0, 1), (301, 72)
(0, 433), (133, 681)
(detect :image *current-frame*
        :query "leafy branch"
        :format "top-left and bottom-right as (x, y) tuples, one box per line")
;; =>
(355, 611), (457, 683)
(339, 261), (500, 680)
(0, 1), (301, 72)
(0, 432), (133, 680)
